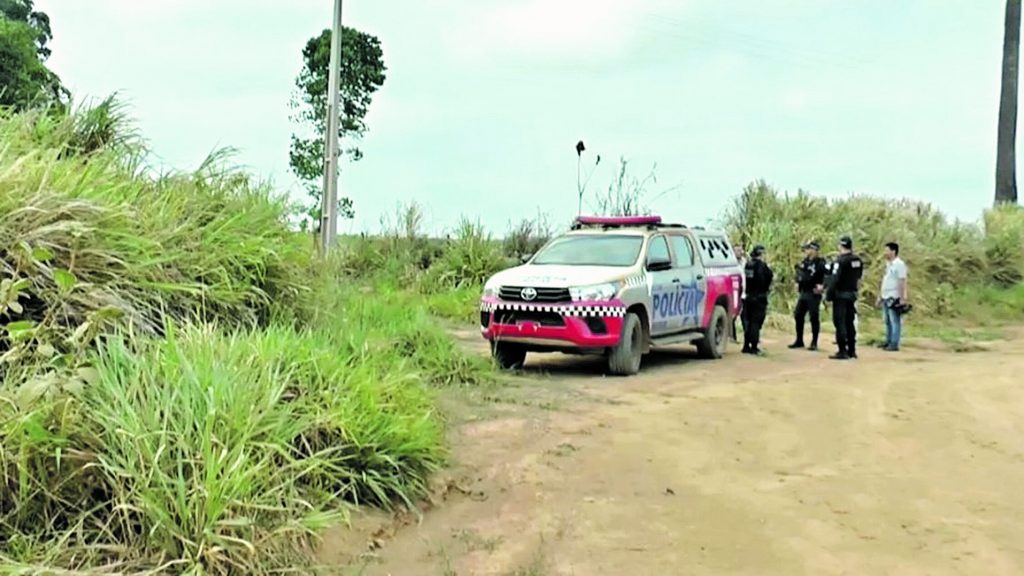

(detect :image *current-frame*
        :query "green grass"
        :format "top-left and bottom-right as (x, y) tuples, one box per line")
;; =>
(0, 107), (313, 381)
(422, 285), (483, 325)
(1, 276), (494, 573)
(723, 181), (1024, 322)
(0, 103), (493, 574)
(2, 313), (450, 573)
(4, 97), (1024, 574)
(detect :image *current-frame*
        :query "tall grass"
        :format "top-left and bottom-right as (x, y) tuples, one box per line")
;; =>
(339, 204), (511, 287)
(333, 182), (1024, 326)
(5, 97), (1021, 573)
(1, 102), (492, 573)
(0, 107), (312, 378)
(722, 180), (1024, 318)
(2, 315), (449, 573)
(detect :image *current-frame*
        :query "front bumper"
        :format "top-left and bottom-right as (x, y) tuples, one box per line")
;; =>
(479, 298), (626, 348)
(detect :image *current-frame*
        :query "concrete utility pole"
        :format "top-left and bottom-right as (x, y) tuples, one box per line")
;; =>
(320, 0), (344, 252)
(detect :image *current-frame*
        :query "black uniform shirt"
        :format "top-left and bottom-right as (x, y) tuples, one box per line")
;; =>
(827, 253), (863, 300)
(744, 259), (774, 299)
(795, 256), (827, 293)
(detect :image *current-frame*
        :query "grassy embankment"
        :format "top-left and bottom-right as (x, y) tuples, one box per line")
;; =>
(0, 105), (492, 574)
(2, 102), (1022, 573)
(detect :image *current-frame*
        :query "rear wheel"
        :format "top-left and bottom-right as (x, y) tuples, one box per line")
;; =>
(491, 341), (527, 370)
(608, 312), (644, 376)
(696, 305), (729, 359)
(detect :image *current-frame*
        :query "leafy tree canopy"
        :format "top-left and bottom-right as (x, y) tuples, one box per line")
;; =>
(289, 26), (386, 223)
(0, 0), (66, 110)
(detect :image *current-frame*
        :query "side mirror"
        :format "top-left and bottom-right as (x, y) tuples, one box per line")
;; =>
(519, 253), (534, 264)
(646, 257), (672, 272)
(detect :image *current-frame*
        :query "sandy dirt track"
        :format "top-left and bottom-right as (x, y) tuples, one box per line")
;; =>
(320, 329), (1024, 576)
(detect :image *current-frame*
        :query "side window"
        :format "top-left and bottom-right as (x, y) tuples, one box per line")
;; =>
(669, 236), (694, 267)
(646, 235), (670, 265)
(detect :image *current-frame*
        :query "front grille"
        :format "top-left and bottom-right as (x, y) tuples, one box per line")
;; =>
(499, 286), (571, 303)
(494, 310), (566, 327)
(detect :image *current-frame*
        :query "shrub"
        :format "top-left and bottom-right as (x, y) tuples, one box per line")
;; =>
(1, 317), (446, 573)
(0, 104), (493, 573)
(420, 218), (509, 292)
(0, 108), (311, 379)
(503, 213), (553, 260)
(983, 204), (1024, 286)
(722, 180), (1024, 318)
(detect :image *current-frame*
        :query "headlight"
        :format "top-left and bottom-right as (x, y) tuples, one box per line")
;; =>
(482, 279), (499, 298)
(570, 282), (619, 302)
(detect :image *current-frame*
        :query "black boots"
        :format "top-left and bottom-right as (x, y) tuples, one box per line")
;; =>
(830, 342), (857, 360)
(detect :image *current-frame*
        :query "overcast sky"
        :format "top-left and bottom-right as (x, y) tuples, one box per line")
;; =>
(39, 0), (1011, 235)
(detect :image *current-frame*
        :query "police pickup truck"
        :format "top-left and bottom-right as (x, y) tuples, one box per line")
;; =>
(479, 215), (744, 375)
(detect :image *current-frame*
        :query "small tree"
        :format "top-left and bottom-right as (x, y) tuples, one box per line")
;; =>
(289, 26), (386, 227)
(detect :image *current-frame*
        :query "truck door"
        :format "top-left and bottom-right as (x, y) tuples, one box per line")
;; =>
(645, 235), (681, 336)
(669, 235), (704, 330)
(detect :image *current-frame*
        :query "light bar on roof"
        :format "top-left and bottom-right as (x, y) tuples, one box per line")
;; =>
(575, 215), (663, 226)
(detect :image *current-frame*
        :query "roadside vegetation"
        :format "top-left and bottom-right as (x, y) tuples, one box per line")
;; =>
(2, 102), (1023, 573)
(725, 180), (1024, 338)
(0, 104), (491, 574)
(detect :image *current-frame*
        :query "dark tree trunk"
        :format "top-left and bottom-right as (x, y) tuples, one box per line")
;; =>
(996, 0), (1021, 205)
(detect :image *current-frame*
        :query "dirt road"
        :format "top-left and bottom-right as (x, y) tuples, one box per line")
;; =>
(320, 330), (1024, 576)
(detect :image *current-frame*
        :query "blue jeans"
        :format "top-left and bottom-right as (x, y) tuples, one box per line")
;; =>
(883, 301), (902, 348)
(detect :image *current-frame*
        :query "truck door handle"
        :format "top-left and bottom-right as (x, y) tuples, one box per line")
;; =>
(672, 278), (681, 283)
(696, 274), (705, 280)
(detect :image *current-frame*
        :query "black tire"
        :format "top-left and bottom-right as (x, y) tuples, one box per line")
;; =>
(696, 305), (729, 359)
(491, 341), (526, 370)
(608, 312), (644, 376)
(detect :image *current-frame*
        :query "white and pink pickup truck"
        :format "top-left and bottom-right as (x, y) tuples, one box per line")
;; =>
(480, 215), (745, 375)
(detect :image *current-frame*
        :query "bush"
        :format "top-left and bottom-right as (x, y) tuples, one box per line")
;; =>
(306, 272), (493, 387)
(503, 213), (553, 260)
(0, 105), (493, 573)
(0, 108), (312, 379)
(421, 218), (508, 292)
(983, 204), (1024, 286)
(1, 317), (446, 573)
(722, 180), (1024, 318)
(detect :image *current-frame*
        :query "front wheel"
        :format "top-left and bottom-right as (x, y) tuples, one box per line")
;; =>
(696, 305), (729, 359)
(491, 341), (527, 370)
(608, 312), (644, 376)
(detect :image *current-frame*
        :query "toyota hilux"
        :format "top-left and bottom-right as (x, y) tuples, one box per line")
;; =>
(479, 215), (745, 375)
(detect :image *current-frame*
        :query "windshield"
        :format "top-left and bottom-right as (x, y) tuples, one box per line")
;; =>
(531, 234), (643, 267)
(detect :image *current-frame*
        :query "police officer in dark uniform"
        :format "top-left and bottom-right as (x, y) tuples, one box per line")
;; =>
(742, 244), (774, 356)
(825, 235), (864, 360)
(789, 241), (827, 351)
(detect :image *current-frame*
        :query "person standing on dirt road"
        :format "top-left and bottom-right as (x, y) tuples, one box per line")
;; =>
(742, 244), (773, 356)
(789, 241), (827, 351)
(876, 241), (909, 352)
(733, 245), (747, 343)
(826, 235), (864, 360)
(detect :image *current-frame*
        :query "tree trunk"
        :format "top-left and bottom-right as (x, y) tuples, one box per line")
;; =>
(996, 0), (1021, 205)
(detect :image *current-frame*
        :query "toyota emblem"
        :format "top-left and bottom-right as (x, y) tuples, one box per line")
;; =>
(520, 287), (538, 301)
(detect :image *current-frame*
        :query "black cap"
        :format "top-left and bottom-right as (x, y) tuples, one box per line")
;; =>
(802, 241), (820, 251)
(751, 244), (766, 257)
(838, 235), (853, 249)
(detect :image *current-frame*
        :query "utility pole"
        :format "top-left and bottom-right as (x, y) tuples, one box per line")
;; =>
(320, 0), (343, 252)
